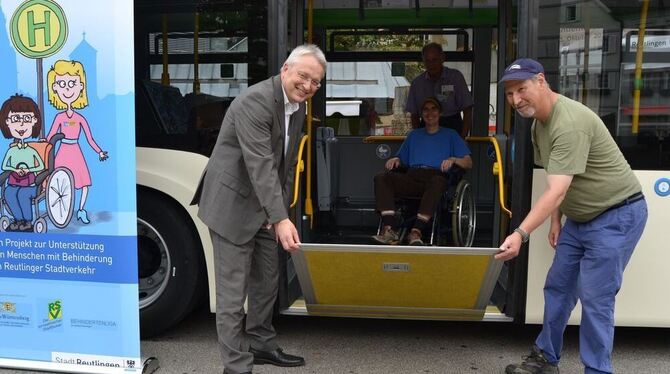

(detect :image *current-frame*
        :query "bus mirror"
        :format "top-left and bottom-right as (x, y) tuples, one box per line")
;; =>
(220, 63), (235, 78)
(391, 62), (405, 77)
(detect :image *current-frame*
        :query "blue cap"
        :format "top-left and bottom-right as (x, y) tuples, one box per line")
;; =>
(499, 58), (544, 83)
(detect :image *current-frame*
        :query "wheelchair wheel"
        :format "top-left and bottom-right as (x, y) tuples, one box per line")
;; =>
(0, 216), (9, 232)
(46, 167), (75, 228)
(34, 217), (48, 233)
(451, 179), (476, 247)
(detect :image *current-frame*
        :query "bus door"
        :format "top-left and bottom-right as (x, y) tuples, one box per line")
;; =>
(282, 4), (512, 321)
(522, 1), (670, 327)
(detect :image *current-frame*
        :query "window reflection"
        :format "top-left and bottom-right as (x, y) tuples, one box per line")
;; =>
(538, 0), (670, 170)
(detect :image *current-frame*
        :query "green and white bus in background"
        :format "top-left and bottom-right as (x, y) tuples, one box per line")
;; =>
(133, 0), (670, 336)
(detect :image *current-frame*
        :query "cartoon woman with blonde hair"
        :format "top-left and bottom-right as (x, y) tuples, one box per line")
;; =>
(47, 60), (108, 224)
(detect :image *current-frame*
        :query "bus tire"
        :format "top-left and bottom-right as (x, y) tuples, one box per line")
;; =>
(137, 189), (206, 337)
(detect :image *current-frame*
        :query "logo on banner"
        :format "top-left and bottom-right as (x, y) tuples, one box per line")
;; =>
(1, 301), (17, 313)
(48, 300), (62, 320)
(10, 0), (69, 58)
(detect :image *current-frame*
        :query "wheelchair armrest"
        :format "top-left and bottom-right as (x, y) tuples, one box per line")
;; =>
(34, 170), (49, 186)
(0, 170), (10, 183)
(445, 165), (466, 184)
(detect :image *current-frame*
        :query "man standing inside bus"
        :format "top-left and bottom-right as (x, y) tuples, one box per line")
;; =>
(495, 58), (647, 374)
(405, 42), (473, 138)
(191, 45), (326, 374)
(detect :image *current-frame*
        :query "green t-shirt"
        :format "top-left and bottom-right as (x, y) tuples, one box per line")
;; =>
(2, 143), (44, 173)
(531, 95), (641, 222)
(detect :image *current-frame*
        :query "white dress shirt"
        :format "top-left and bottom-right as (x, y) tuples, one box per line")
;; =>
(281, 86), (300, 155)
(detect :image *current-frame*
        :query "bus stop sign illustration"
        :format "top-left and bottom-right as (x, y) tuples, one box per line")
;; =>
(10, 0), (67, 58)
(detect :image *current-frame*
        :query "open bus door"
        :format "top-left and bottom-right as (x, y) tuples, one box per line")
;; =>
(279, 12), (514, 322)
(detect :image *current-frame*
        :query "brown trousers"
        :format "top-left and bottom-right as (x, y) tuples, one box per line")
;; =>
(374, 168), (449, 217)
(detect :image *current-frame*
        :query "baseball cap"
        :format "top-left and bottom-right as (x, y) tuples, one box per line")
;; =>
(421, 96), (442, 111)
(499, 58), (544, 83)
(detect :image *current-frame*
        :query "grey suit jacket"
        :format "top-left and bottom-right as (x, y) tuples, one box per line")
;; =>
(191, 75), (306, 245)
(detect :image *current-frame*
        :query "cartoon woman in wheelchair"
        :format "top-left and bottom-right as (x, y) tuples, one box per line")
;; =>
(0, 95), (77, 233)
(46, 60), (108, 225)
(0, 95), (45, 232)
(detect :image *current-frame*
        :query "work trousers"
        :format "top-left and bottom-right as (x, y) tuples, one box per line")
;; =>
(535, 198), (647, 374)
(374, 168), (449, 218)
(211, 228), (279, 374)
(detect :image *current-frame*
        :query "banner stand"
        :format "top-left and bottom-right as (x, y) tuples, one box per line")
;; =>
(0, 357), (159, 373)
(0, 0), (145, 372)
(141, 357), (160, 374)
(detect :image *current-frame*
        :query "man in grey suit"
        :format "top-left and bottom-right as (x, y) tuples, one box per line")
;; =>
(191, 44), (326, 374)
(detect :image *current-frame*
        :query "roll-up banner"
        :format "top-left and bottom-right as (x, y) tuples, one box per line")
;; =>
(0, 0), (142, 372)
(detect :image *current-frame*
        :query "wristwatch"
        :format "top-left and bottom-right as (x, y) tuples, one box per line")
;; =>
(514, 227), (530, 243)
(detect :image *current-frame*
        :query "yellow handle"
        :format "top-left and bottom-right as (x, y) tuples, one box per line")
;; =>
(290, 135), (309, 209)
(466, 136), (512, 218)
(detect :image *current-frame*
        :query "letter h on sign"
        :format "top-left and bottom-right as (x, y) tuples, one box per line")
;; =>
(27, 10), (52, 47)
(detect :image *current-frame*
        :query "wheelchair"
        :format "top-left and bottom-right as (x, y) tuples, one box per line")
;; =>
(376, 166), (476, 247)
(0, 134), (75, 233)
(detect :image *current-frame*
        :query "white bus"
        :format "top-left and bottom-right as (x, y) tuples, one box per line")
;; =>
(133, 0), (670, 336)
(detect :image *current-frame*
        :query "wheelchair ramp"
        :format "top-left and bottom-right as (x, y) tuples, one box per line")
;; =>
(292, 243), (503, 320)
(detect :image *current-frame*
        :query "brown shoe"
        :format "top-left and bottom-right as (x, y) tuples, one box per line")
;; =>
(408, 228), (424, 246)
(372, 226), (399, 245)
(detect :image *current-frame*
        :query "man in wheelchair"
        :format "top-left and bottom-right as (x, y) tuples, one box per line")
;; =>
(372, 97), (472, 245)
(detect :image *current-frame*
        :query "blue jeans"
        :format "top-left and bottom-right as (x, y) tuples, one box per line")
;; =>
(535, 199), (647, 374)
(5, 184), (37, 221)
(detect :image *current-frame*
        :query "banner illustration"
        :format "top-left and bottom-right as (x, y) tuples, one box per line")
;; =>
(0, 0), (142, 372)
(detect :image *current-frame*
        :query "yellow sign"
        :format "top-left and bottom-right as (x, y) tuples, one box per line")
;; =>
(10, 0), (68, 58)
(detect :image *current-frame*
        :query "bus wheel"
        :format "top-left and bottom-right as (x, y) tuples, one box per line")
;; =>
(137, 190), (205, 337)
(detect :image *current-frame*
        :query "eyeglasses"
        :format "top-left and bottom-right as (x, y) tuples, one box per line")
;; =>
(55, 80), (78, 89)
(9, 114), (35, 123)
(296, 71), (321, 89)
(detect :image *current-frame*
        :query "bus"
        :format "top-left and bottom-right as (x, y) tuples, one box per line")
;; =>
(133, 0), (670, 337)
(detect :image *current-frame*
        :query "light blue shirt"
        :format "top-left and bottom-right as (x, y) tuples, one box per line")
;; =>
(405, 67), (473, 117)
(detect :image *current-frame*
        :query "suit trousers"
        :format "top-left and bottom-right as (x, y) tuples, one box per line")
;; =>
(211, 227), (280, 374)
(534, 198), (647, 374)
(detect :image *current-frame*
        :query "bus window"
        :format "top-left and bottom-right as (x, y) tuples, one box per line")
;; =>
(526, 0), (670, 328)
(134, 1), (268, 157)
(536, 1), (670, 170)
(324, 29), (473, 136)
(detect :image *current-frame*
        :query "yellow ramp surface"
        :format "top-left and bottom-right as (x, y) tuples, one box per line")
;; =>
(293, 244), (502, 320)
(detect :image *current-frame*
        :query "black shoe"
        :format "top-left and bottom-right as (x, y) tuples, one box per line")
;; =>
(223, 370), (251, 374)
(8, 220), (20, 231)
(19, 220), (33, 232)
(249, 347), (305, 367)
(505, 346), (559, 374)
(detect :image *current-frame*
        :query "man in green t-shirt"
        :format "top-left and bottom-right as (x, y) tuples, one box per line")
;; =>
(495, 59), (647, 374)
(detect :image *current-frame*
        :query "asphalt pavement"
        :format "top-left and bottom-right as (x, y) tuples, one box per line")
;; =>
(2, 305), (669, 374)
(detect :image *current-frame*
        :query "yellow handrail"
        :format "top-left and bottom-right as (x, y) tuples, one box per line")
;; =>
(303, 0), (315, 226)
(290, 135), (309, 209)
(632, 0), (650, 134)
(466, 136), (512, 217)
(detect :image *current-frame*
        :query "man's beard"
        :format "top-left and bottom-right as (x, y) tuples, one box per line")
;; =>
(515, 106), (536, 118)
